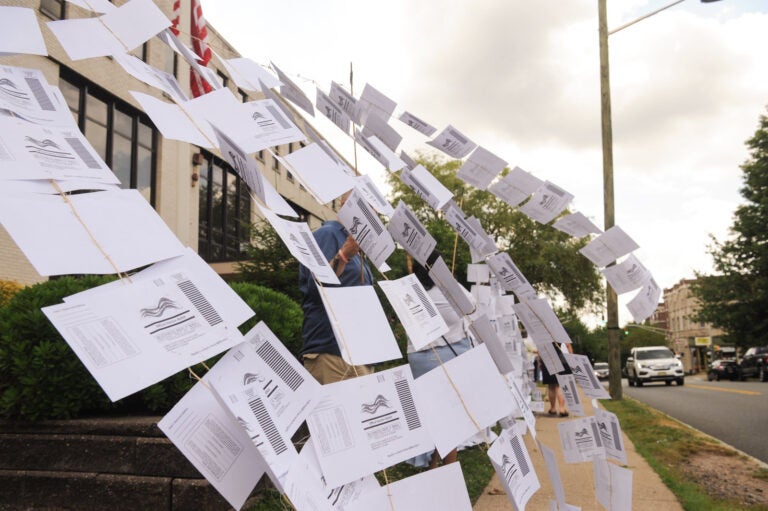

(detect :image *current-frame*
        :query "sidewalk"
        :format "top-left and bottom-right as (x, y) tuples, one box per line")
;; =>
(473, 395), (683, 511)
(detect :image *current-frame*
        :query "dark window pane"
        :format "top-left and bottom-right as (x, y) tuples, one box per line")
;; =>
(137, 120), (152, 148)
(59, 78), (79, 114)
(85, 94), (107, 125)
(84, 119), (107, 160)
(211, 164), (224, 250)
(112, 133), (132, 188)
(114, 108), (132, 138)
(40, 0), (65, 20)
(136, 146), (152, 202)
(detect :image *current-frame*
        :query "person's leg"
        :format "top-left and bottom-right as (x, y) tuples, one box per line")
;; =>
(556, 386), (569, 416)
(304, 353), (372, 384)
(547, 383), (558, 414)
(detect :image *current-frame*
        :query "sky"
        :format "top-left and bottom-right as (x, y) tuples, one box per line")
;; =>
(203, 0), (768, 324)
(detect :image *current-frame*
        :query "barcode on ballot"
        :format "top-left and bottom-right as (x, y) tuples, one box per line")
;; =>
(411, 284), (437, 317)
(402, 208), (427, 236)
(65, 138), (101, 169)
(510, 435), (530, 477)
(177, 280), (223, 326)
(255, 341), (304, 391)
(357, 198), (383, 235)
(24, 78), (55, 111)
(395, 379), (421, 430)
(248, 397), (287, 455)
(300, 231), (327, 266)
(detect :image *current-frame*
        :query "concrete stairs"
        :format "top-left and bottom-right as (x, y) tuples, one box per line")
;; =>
(0, 416), (264, 510)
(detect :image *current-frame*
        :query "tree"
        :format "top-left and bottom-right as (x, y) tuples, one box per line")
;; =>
(387, 154), (604, 315)
(236, 221), (301, 302)
(692, 110), (768, 349)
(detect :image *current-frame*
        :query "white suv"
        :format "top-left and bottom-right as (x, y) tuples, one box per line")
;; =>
(626, 346), (684, 387)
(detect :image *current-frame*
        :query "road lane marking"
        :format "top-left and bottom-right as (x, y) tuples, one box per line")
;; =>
(687, 384), (761, 396)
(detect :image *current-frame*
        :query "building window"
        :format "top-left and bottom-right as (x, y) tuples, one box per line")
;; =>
(198, 152), (251, 262)
(158, 42), (177, 78)
(40, 0), (65, 20)
(272, 147), (280, 173)
(257, 150), (264, 161)
(286, 171), (294, 183)
(130, 43), (147, 62)
(217, 70), (229, 89)
(60, 68), (157, 204)
(239, 88), (248, 103)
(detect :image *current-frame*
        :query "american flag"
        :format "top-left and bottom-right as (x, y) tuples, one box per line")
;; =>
(171, 0), (213, 98)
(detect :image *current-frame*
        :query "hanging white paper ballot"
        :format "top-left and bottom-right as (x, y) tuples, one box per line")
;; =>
(533, 339), (565, 376)
(238, 99), (306, 153)
(488, 166), (543, 207)
(469, 315), (515, 376)
(211, 124), (266, 205)
(506, 376), (537, 440)
(486, 252), (537, 301)
(552, 212), (603, 238)
(457, 146), (507, 190)
(257, 205), (339, 285)
(519, 180), (574, 225)
(593, 407), (628, 464)
(399, 150), (417, 170)
(558, 416), (605, 464)
(555, 374), (585, 417)
(378, 274), (449, 351)
(362, 113), (402, 152)
(220, 56), (281, 91)
(354, 130), (406, 171)
(398, 110), (437, 136)
(0, 7), (47, 56)
(113, 53), (188, 103)
(337, 188), (394, 269)
(467, 216), (499, 257)
(329, 81), (361, 124)
(66, 0), (117, 13)
(242, 322), (323, 436)
(514, 298), (571, 346)
(538, 441), (568, 509)
(356, 83), (396, 125)
(317, 88), (351, 134)
(318, 285), (402, 366)
(579, 225), (639, 268)
(288, 438), (381, 511)
(306, 365), (432, 488)
(44, 260), (246, 401)
(426, 124), (477, 159)
(601, 254), (652, 295)
(271, 62), (315, 116)
(0, 189), (184, 276)
(387, 201), (437, 267)
(627, 277), (661, 323)
(413, 344), (516, 458)
(488, 428), (540, 511)
(283, 143), (356, 205)
(158, 381), (267, 511)
(594, 457), (633, 511)
(444, 204), (486, 253)
(48, 0), (170, 60)
(0, 66), (73, 126)
(346, 462), (472, 511)
(0, 179), (118, 196)
(0, 116), (118, 183)
(354, 174), (394, 217)
(564, 353), (610, 400)
(204, 342), (300, 482)
(429, 256), (476, 316)
(467, 264), (490, 284)
(131, 91), (215, 148)
(400, 164), (453, 210)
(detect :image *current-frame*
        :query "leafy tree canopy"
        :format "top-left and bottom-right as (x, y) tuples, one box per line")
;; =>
(692, 109), (768, 349)
(387, 154), (604, 315)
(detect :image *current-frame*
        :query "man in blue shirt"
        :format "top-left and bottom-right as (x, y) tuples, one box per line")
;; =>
(298, 217), (374, 384)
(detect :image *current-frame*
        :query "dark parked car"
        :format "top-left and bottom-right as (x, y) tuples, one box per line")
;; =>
(707, 359), (738, 381)
(739, 346), (768, 381)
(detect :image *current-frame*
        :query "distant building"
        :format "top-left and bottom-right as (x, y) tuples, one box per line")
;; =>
(663, 278), (727, 373)
(0, 1), (339, 286)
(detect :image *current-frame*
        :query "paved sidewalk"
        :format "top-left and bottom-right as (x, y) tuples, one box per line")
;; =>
(473, 396), (683, 511)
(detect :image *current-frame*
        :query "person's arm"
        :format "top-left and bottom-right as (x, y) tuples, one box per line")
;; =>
(329, 235), (360, 277)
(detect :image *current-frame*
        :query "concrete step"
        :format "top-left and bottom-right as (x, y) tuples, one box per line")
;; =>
(0, 416), (266, 510)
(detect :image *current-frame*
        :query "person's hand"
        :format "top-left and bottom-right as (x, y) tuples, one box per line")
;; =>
(339, 236), (360, 261)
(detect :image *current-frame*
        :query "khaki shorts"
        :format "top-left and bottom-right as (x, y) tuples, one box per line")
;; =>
(302, 353), (372, 384)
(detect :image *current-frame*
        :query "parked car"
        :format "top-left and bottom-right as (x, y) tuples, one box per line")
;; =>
(626, 346), (685, 387)
(707, 359), (738, 381)
(739, 346), (768, 381)
(593, 362), (609, 380)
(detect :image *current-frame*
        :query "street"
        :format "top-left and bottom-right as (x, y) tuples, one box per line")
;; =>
(622, 375), (768, 464)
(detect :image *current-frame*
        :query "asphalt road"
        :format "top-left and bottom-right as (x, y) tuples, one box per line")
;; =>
(621, 375), (768, 465)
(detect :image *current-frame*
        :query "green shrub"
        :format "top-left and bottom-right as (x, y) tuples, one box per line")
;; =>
(229, 281), (303, 357)
(0, 277), (303, 421)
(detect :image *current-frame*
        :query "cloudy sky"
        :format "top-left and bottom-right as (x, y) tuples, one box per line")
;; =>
(204, 0), (768, 322)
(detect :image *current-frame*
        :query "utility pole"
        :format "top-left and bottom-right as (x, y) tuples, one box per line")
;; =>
(598, 0), (622, 400)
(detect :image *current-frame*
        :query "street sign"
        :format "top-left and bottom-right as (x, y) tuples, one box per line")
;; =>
(694, 336), (712, 346)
